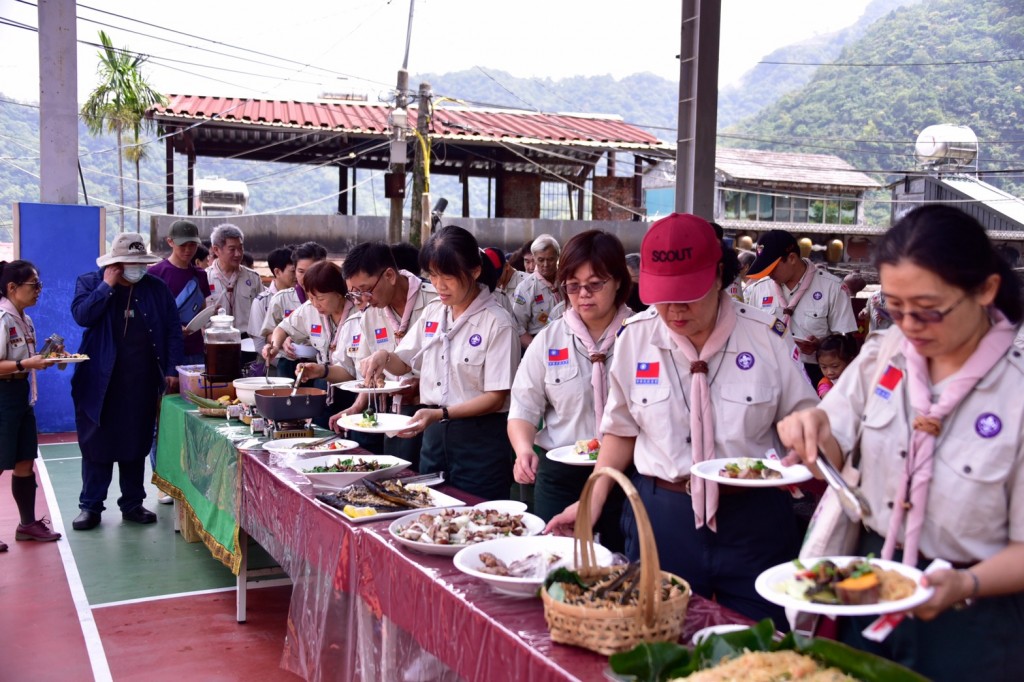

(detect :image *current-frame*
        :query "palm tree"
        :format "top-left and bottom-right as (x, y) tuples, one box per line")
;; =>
(81, 31), (165, 232)
(123, 132), (147, 232)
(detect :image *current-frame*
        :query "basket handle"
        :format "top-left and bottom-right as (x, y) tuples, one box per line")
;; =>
(575, 466), (663, 627)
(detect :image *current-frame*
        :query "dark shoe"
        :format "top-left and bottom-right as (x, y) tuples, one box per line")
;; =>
(15, 517), (62, 542)
(72, 510), (102, 531)
(0, 539), (7, 552)
(122, 506), (157, 524)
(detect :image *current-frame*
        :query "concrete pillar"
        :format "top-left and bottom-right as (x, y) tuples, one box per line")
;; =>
(37, 0), (79, 205)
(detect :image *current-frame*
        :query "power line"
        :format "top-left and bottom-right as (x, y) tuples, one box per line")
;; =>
(759, 55), (1024, 68)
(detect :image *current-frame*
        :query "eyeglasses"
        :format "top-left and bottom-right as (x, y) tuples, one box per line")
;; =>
(878, 296), (965, 324)
(345, 272), (383, 303)
(563, 279), (610, 295)
(19, 280), (42, 291)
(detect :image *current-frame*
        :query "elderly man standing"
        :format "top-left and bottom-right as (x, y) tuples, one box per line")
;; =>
(511, 234), (563, 348)
(206, 224), (264, 333)
(743, 229), (856, 385)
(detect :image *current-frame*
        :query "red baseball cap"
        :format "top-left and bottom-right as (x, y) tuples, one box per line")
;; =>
(639, 213), (721, 304)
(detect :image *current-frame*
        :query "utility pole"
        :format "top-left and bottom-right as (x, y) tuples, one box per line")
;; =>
(37, 0), (79, 205)
(387, 69), (409, 244)
(410, 82), (432, 247)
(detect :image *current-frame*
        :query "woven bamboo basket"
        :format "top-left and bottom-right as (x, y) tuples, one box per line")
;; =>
(541, 467), (691, 655)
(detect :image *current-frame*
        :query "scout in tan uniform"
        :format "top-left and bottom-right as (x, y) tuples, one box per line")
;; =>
(547, 214), (817, 629)
(0, 260), (61, 549)
(343, 243), (437, 465)
(362, 227), (520, 500)
(744, 230), (857, 384)
(205, 224), (264, 332)
(487, 248), (527, 335)
(247, 246), (295, 367)
(511, 234), (563, 348)
(259, 242), (326, 378)
(779, 205), (1024, 680)
(509, 230), (633, 548)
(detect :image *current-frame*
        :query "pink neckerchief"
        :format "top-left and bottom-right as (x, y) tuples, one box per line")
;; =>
(665, 292), (737, 531)
(0, 297), (37, 404)
(882, 310), (1015, 565)
(383, 270), (421, 340)
(561, 304), (631, 429)
(773, 259), (814, 329)
(535, 272), (563, 305)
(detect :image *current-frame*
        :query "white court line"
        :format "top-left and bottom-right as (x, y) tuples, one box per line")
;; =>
(39, 455), (83, 462)
(92, 578), (292, 609)
(36, 455), (114, 682)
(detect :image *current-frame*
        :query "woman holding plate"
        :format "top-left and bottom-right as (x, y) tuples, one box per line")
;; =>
(361, 225), (520, 500)
(546, 214), (818, 628)
(508, 230), (631, 549)
(778, 205), (1024, 680)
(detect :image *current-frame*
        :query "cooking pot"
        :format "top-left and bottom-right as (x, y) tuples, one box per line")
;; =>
(233, 377), (293, 405)
(254, 387), (327, 422)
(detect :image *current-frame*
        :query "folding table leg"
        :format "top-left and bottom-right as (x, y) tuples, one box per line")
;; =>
(236, 527), (248, 623)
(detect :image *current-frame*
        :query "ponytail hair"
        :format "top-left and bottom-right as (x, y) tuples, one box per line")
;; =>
(875, 205), (1023, 323)
(0, 260), (38, 298)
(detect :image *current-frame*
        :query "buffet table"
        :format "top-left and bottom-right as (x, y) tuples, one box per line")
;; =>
(156, 394), (754, 682)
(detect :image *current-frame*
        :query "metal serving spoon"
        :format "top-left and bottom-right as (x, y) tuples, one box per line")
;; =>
(816, 447), (872, 522)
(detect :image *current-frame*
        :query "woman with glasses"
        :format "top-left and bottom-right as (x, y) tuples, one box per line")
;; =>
(778, 205), (1024, 679)
(0, 261), (62, 549)
(546, 214), (818, 629)
(361, 226), (520, 500)
(508, 231), (632, 548)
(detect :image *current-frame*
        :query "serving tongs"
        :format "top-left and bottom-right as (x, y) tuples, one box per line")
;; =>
(816, 447), (872, 522)
(293, 434), (342, 450)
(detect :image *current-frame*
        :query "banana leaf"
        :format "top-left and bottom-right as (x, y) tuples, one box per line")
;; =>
(609, 619), (930, 682)
(186, 392), (226, 409)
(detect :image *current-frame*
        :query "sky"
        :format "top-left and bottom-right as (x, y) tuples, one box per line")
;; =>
(0, 0), (875, 105)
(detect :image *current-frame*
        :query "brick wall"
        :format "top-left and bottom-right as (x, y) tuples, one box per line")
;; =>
(496, 173), (541, 219)
(592, 176), (640, 221)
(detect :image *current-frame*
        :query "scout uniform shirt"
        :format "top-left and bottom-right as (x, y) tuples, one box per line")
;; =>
(330, 309), (365, 381)
(355, 274), (436, 368)
(508, 315), (615, 451)
(512, 272), (563, 336)
(206, 261), (264, 332)
(247, 281), (279, 361)
(276, 300), (353, 364)
(744, 259), (857, 364)
(823, 330), (1024, 565)
(259, 287), (302, 339)
(0, 307), (36, 367)
(494, 269), (528, 335)
(394, 290), (520, 412)
(601, 302), (818, 483)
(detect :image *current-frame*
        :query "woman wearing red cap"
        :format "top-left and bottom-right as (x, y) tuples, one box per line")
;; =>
(547, 213), (818, 628)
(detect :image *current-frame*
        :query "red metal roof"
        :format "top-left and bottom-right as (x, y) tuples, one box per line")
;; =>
(152, 95), (672, 152)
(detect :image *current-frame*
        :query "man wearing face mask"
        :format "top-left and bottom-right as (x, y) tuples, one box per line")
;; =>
(70, 234), (183, 531)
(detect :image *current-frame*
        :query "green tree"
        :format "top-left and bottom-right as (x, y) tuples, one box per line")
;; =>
(80, 31), (165, 232)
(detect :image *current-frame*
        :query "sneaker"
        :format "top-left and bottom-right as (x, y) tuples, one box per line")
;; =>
(15, 517), (62, 542)
(158, 494), (173, 505)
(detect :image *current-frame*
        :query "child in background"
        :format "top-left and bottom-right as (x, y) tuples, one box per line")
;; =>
(815, 334), (858, 398)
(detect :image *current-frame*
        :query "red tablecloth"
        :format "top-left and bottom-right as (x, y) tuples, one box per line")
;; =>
(240, 450), (753, 682)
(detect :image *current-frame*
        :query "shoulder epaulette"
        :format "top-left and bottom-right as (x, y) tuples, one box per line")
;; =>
(617, 308), (657, 336)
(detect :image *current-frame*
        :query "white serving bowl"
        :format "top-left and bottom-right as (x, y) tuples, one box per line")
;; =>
(288, 454), (410, 488)
(472, 500), (528, 515)
(453, 535), (614, 598)
(292, 343), (318, 359)
(691, 624), (752, 645)
(233, 377), (294, 405)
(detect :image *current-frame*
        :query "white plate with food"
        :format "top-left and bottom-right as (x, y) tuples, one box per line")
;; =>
(754, 555), (933, 616)
(339, 412), (413, 435)
(690, 457), (813, 487)
(389, 507), (545, 556)
(333, 379), (406, 394)
(184, 306), (216, 333)
(289, 454), (410, 487)
(546, 439), (601, 467)
(43, 354), (90, 364)
(314, 481), (465, 524)
(454, 535), (615, 598)
(263, 437), (359, 454)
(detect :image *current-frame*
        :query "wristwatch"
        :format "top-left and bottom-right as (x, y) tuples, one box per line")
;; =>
(440, 407), (450, 423)
(15, 359), (24, 372)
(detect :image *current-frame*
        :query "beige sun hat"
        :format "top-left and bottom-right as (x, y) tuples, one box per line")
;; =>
(96, 233), (162, 267)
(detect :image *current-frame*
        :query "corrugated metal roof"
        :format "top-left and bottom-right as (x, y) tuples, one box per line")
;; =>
(939, 174), (1024, 226)
(716, 148), (881, 189)
(717, 218), (889, 236)
(151, 95), (674, 153)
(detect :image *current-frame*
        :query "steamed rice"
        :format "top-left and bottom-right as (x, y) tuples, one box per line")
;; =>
(676, 650), (858, 681)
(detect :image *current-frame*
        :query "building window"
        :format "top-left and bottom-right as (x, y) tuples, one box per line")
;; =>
(540, 180), (591, 220)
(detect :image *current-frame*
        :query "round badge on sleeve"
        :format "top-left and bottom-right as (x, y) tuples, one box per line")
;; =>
(246, 279), (252, 287)
(736, 352), (755, 370)
(469, 334), (482, 347)
(812, 291), (823, 300)
(975, 413), (1002, 438)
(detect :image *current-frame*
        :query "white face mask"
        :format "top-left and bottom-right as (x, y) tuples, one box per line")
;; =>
(123, 264), (147, 283)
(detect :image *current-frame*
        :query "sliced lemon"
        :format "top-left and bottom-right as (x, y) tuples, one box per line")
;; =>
(342, 505), (377, 518)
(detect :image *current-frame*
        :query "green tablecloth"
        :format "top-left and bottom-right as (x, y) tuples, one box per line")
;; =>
(153, 395), (253, 573)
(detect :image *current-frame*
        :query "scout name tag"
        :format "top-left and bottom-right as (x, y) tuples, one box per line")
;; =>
(635, 361), (660, 385)
(874, 365), (903, 400)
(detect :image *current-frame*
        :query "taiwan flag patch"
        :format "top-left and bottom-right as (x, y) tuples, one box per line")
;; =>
(875, 365), (904, 400)
(310, 323), (323, 337)
(352, 334), (361, 346)
(8, 326), (18, 340)
(635, 362), (660, 385)
(284, 309), (294, 318)
(209, 283), (216, 292)
(374, 327), (389, 344)
(534, 294), (545, 304)
(761, 296), (774, 306)
(424, 320), (439, 337)
(547, 347), (569, 366)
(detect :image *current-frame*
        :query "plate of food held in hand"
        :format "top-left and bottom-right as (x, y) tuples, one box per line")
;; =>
(339, 410), (413, 435)
(546, 438), (601, 466)
(690, 457), (812, 487)
(755, 555), (933, 616)
(389, 506), (546, 556)
(334, 378), (405, 394)
(43, 352), (90, 364)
